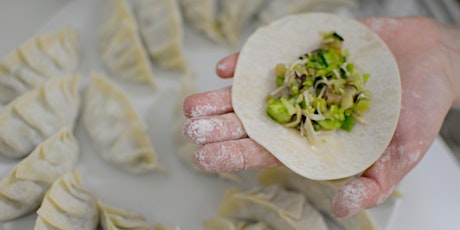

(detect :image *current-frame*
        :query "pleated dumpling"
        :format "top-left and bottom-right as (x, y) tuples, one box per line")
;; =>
(258, 167), (380, 230)
(34, 171), (98, 230)
(0, 76), (80, 159)
(83, 73), (160, 174)
(179, 0), (223, 43)
(0, 26), (79, 103)
(204, 217), (272, 230)
(257, 0), (357, 26)
(155, 225), (182, 230)
(137, 0), (188, 71)
(98, 200), (154, 230)
(219, 185), (328, 230)
(0, 126), (78, 221)
(100, 0), (156, 87)
(218, 0), (265, 46)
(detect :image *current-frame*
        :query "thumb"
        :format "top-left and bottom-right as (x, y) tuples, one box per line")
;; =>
(331, 176), (394, 218)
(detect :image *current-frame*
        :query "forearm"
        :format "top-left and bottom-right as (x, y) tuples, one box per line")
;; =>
(440, 22), (460, 109)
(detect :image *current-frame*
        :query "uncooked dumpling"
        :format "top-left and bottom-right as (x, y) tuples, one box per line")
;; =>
(0, 76), (80, 159)
(218, 0), (265, 46)
(83, 73), (160, 174)
(0, 26), (79, 103)
(179, 0), (223, 43)
(204, 217), (273, 230)
(0, 126), (79, 221)
(37, 26), (79, 73)
(258, 167), (381, 230)
(34, 171), (98, 230)
(257, 0), (357, 25)
(98, 200), (154, 230)
(137, 0), (188, 71)
(219, 185), (328, 230)
(155, 224), (182, 230)
(100, 0), (156, 87)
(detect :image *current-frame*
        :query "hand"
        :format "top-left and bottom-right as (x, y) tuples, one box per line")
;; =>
(182, 17), (460, 217)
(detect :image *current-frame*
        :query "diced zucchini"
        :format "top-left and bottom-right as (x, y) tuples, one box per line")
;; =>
(266, 99), (292, 124)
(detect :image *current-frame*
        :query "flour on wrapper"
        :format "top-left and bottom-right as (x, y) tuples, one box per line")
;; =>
(99, 0), (156, 87)
(34, 170), (98, 230)
(258, 167), (381, 230)
(0, 76), (80, 159)
(83, 73), (161, 174)
(203, 216), (271, 230)
(257, 0), (357, 26)
(217, 0), (265, 47)
(219, 184), (328, 230)
(137, 0), (188, 71)
(179, 0), (223, 44)
(232, 13), (401, 180)
(0, 26), (79, 103)
(97, 200), (155, 229)
(155, 224), (182, 230)
(0, 126), (79, 221)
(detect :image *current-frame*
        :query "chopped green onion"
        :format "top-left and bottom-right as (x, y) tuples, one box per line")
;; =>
(341, 115), (355, 132)
(332, 32), (344, 41)
(276, 76), (284, 87)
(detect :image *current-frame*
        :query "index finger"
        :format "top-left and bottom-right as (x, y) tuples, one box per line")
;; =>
(183, 86), (233, 118)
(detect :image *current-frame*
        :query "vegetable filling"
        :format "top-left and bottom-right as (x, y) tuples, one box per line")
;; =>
(266, 32), (371, 144)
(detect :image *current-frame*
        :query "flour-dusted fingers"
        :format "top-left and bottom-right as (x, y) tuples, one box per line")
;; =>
(331, 177), (386, 219)
(216, 53), (239, 79)
(182, 53), (239, 118)
(194, 138), (281, 172)
(183, 86), (233, 118)
(183, 113), (247, 144)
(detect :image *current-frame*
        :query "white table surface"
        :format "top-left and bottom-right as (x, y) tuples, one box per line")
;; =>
(1, 1), (460, 229)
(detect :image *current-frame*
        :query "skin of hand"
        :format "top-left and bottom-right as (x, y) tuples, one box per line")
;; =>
(182, 17), (460, 218)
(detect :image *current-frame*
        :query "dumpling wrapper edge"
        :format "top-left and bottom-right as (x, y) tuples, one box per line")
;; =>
(232, 13), (401, 180)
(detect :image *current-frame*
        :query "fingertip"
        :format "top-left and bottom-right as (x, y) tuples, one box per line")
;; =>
(182, 87), (233, 118)
(331, 177), (380, 218)
(181, 118), (194, 143)
(182, 94), (195, 118)
(331, 192), (357, 218)
(193, 145), (221, 173)
(193, 139), (281, 173)
(216, 53), (239, 79)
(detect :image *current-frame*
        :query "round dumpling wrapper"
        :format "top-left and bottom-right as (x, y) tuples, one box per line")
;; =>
(232, 13), (401, 180)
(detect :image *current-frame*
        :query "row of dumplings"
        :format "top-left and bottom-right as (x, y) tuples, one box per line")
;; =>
(204, 167), (383, 230)
(0, 73), (165, 225)
(0, 0), (360, 104)
(98, 0), (360, 90)
(0, 0), (180, 227)
(0, 73), (161, 171)
(180, 0), (358, 46)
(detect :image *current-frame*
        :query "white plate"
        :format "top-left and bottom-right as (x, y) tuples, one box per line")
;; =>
(0, 0), (400, 229)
